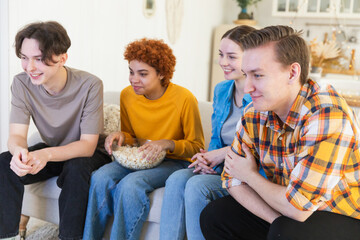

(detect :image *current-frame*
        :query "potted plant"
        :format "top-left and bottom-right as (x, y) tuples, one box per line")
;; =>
(233, 0), (262, 19)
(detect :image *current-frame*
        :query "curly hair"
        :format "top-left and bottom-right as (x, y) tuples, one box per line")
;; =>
(124, 38), (176, 87)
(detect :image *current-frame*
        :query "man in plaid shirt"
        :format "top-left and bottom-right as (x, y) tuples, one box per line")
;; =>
(200, 25), (360, 240)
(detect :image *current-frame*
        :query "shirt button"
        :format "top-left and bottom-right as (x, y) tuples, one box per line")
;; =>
(279, 136), (283, 140)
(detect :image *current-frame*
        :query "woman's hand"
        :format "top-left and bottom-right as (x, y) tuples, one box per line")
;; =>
(104, 131), (125, 155)
(188, 147), (229, 174)
(139, 139), (174, 161)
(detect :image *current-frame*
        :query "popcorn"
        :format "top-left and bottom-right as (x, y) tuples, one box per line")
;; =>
(113, 146), (166, 170)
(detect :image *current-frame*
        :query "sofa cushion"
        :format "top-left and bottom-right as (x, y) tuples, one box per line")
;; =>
(24, 177), (60, 200)
(23, 178), (164, 224)
(103, 103), (120, 136)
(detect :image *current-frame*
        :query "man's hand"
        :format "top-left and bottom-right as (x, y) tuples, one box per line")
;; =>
(9, 147), (32, 177)
(224, 143), (258, 182)
(26, 149), (51, 175)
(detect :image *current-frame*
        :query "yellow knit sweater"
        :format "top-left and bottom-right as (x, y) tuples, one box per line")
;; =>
(120, 83), (204, 162)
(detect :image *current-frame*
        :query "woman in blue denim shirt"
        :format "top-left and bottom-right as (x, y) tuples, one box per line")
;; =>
(159, 25), (266, 240)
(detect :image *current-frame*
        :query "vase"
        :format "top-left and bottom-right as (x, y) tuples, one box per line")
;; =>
(309, 66), (323, 81)
(238, 7), (251, 19)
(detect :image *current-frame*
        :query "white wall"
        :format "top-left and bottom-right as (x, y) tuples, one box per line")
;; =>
(0, 0), (232, 152)
(8, 0), (231, 100)
(0, 0), (10, 152)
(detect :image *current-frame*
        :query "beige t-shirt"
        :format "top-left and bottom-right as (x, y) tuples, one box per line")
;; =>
(10, 66), (103, 147)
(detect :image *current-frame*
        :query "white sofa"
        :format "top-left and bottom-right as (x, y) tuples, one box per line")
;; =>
(23, 91), (213, 240)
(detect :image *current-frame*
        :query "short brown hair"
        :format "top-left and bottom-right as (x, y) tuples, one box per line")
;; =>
(15, 21), (71, 65)
(124, 38), (176, 87)
(222, 25), (256, 47)
(240, 25), (309, 85)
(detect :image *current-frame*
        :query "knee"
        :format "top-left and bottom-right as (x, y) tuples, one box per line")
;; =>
(165, 169), (193, 190)
(63, 157), (92, 178)
(89, 165), (115, 190)
(185, 175), (209, 202)
(0, 151), (12, 169)
(119, 173), (145, 194)
(267, 216), (293, 240)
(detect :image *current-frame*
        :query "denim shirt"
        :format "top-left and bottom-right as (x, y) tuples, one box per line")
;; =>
(209, 80), (252, 151)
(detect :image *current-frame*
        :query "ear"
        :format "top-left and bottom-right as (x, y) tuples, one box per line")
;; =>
(59, 53), (68, 66)
(288, 62), (301, 85)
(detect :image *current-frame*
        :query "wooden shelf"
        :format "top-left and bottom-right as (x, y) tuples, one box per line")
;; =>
(342, 95), (360, 107)
(322, 68), (360, 76)
(233, 19), (257, 26)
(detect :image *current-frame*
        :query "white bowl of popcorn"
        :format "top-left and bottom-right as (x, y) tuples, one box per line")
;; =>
(112, 138), (166, 170)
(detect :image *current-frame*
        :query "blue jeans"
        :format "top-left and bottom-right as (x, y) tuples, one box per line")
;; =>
(0, 143), (111, 240)
(83, 159), (189, 240)
(159, 169), (228, 240)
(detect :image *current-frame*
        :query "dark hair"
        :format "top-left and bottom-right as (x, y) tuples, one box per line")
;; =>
(221, 25), (257, 47)
(15, 21), (71, 65)
(240, 25), (309, 85)
(124, 38), (176, 87)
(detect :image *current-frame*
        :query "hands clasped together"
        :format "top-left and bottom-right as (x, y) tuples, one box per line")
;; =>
(188, 143), (259, 180)
(189, 147), (227, 174)
(10, 147), (50, 177)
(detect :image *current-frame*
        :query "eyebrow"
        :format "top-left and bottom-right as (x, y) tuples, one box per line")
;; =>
(128, 67), (149, 73)
(219, 50), (237, 55)
(20, 52), (42, 58)
(242, 68), (262, 73)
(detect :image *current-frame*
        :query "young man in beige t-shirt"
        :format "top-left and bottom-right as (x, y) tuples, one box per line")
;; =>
(0, 21), (111, 240)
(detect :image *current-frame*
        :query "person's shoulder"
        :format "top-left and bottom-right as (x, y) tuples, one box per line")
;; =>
(170, 83), (193, 94)
(13, 72), (29, 84)
(121, 85), (134, 95)
(12, 72), (31, 92)
(169, 83), (197, 101)
(305, 80), (348, 113)
(215, 80), (234, 88)
(66, 66), (102, 84)
(120, 85), (136, 101)
(214, 80), (234, 92)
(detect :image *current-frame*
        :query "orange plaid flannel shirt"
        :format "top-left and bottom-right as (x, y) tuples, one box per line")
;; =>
(222, 79), (360, 219)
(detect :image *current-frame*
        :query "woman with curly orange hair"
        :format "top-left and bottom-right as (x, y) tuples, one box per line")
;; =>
(83, 38), (204, 239)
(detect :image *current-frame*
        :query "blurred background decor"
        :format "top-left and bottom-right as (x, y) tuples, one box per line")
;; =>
(309, 37), (343, 75)
(233, 0), (262, 19)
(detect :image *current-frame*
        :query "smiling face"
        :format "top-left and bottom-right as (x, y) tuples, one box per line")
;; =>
(129, 60), (165, 100)
(218, 38), (244, 82)
(242, 43), (301, 120)
(20, 38), (67, 87)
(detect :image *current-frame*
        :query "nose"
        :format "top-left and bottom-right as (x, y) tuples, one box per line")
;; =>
(129, 75), (139, 84)
(218, 56), (228, 66)
(26, 59), (36, 72)
(244, 77), (255, 94)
